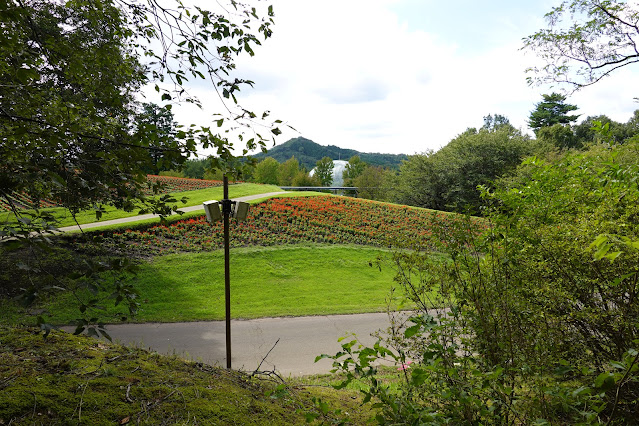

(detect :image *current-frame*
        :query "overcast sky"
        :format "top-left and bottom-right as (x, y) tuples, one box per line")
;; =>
(168, 0), (639, 156)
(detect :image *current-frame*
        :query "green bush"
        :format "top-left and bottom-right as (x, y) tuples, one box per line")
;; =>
(321, 137), (639, 424)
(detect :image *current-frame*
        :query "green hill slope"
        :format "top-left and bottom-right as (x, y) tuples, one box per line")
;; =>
(0, 327), (371, 424)
(253, 137), (408, 170)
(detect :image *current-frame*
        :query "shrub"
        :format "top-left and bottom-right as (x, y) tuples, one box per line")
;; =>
(322, 138), (639, 424)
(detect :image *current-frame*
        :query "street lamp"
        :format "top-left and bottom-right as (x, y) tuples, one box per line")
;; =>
(202, 175), (249, 369)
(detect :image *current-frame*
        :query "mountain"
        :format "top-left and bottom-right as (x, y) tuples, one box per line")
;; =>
(252, 137), (408, 170)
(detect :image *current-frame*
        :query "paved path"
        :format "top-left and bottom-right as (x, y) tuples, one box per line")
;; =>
(58, 192), (287, 232)
(68, 312), (401, 377)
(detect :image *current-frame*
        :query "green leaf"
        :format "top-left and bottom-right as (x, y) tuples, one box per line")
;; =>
(411, 368), (429, 386)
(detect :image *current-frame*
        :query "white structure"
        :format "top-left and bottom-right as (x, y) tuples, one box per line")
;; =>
(309, 159), (348, 186)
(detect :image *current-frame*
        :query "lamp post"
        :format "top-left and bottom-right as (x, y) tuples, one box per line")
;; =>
(203, 175), (249, 369)
(221, 176), (232, 369)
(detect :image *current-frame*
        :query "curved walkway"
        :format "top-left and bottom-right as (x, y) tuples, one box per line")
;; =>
(58, 192), (287, 232)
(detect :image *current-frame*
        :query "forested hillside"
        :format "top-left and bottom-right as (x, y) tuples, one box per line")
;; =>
(253, 137), (408, 170)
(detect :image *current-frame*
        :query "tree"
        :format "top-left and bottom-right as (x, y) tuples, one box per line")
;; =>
(342, 156), (366, 196)
(135, 103), (178, 174)
(291, 171), (320, 187)
(254, 157), (280, 185)
(277, 156), (300, 186)
(353, 166), (392, 201)
(481, 114), (512, 132)
(574, 114), (639, 145)
(395, 123), (533, 214)
(523, 0), (639, 90)
(0, 0), (278, 335)
(342, 156), (367, 185)
(537, 123), (581, 150)
(1, 0), (278, 224)
(183, 158), (208, 180)
(314, 157), (334, 186)
(528, 93), (579, 134)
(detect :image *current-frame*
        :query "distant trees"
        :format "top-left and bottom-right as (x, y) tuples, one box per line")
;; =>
(254, 157), (280, 185)
(354, 166), (393, 201)
(482, 114), (512, 132)
(395, 123), (532, 214)
(277, 156), (301, 186)
(342, 156), (366, 186)
(314, 157), (335, 186)
(135, 103), (178, 174)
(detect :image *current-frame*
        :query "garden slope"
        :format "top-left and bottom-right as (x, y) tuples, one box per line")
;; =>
(83, 196), (475, 257)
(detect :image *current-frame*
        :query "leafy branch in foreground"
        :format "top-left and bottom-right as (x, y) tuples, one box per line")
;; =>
(0, 0), (280, 332)
(523, 0), (639, 90)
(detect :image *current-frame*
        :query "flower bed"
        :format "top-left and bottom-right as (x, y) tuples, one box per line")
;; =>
(98, 197), (484, 256)
(0, 176), (223, 212)
(145, 175), (224, 194)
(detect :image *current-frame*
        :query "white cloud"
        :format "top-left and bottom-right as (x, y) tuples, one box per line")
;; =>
(168, 0), (639, 157)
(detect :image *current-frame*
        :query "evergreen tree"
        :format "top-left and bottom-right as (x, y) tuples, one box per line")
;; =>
(529, 93), (579, 134)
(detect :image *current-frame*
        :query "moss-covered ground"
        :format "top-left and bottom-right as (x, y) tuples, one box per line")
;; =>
(0, 326), (375, 425)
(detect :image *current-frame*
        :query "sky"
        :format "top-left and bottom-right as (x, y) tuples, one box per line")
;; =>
(166, 0), (639, 156)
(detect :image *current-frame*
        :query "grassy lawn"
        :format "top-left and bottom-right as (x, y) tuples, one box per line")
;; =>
(26, 245), (417, 325)
(0, 183), (284, 228)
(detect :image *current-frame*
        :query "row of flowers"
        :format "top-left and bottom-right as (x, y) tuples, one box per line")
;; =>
(94, 196), (485, 256)
(0, 192), (59, 212)
(0, 175), (223, 212)
(145, 175), (224, 194)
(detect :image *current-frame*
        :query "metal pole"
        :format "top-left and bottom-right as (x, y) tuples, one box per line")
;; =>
(223, 175), (232, 369)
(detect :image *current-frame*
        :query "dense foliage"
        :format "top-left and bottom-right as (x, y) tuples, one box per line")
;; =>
(314, 157), (335, 186)
(322, 139), (639, 424)
(0, 0), (278, 335)
(394, 124), (533, 214)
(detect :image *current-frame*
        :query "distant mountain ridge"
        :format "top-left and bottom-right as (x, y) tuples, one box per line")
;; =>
(253, 137), (408, 171)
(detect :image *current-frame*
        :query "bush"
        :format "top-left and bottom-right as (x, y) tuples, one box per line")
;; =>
(322, 138), (639, 424)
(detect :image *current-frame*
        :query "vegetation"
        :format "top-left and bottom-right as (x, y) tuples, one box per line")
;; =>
(320, 138), (639, 424)
(3, 1), (639, 424)
(68, 197), (458, 257)
(528, 92), (580, 134)
(313, 157), (335, 187)
(1, 0), (284, 334)
(0, 327), (372, 425)
(15, 246), (404, 324)
(394, 122), (533, 214)
(253, 137), (408, 171)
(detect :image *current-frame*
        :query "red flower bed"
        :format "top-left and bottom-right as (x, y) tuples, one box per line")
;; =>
(101, 196), (485, 256)
(145, 175), (224, 194)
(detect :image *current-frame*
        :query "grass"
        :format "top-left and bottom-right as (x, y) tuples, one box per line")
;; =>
(0, 326), (375, 425)
(0, 183), (284, 228)
(33, 245), (415, 324)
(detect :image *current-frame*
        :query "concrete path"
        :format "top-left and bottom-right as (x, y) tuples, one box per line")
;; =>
(58, 192), (287, 232)
(74, 312), (401, 377)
